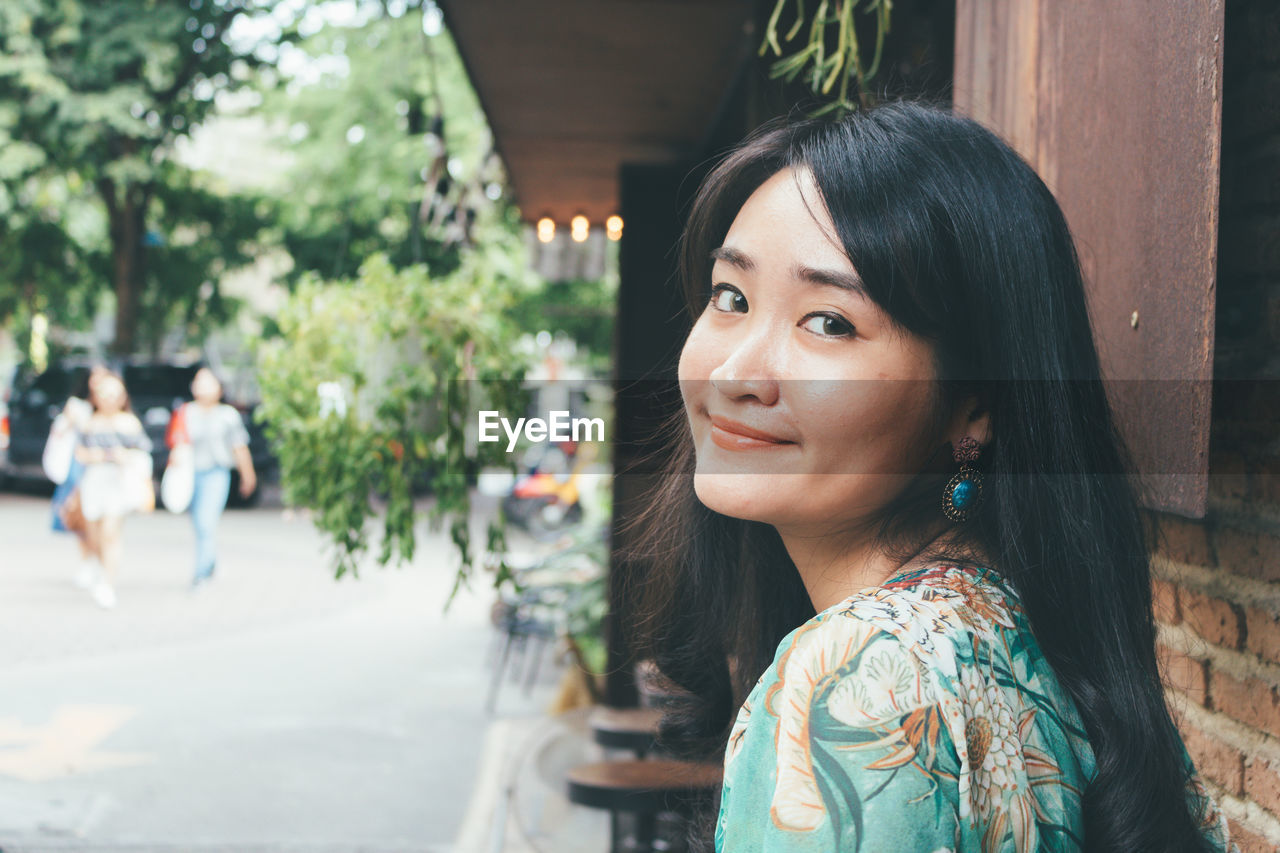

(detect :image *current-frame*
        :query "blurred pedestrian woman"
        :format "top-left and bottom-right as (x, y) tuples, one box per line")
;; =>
(170, 367), (256, 590)
(75, 371), (153, 609)
(47, 364), (109, 587)
(629, 102), (1235, 851)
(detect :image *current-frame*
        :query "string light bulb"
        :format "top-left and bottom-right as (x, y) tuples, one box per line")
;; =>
(605, 215), (623, 241)
(536, 217), (555, 244)
(570, 214), (589, 243)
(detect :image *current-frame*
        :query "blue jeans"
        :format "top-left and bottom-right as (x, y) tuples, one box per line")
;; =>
(191, 468), (231, 581)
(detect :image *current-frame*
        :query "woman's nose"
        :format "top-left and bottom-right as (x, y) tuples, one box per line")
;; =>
(709, 328), (780, 406)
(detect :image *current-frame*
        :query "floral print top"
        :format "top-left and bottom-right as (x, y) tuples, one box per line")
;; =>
(715, 563), (1236, 852)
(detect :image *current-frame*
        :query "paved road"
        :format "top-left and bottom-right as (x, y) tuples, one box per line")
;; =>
(0, 490), (559, 852)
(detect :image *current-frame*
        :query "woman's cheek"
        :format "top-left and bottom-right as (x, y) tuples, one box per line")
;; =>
(678, 323), (713, 437)
(678, 317), (721, 383)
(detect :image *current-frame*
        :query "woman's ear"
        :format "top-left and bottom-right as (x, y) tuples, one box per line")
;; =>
(947, 394), (992, 450)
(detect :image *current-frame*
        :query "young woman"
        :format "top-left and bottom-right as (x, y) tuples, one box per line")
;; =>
(48, 363), (109, 585)
(628, 102), (1236, 852)
(74, 371), (153, 609)
(170, 367), (256, 590)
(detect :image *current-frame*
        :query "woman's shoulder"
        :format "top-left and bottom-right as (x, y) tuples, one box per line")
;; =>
(788, 564), (1023, 679)
(725, 564), (1098, 849)
(216, 402), (244, 422)
(746, 562), (1081, 772)
(748, 565), (1026, 763)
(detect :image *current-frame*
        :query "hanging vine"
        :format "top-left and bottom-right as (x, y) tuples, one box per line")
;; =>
(760, 0), (894, 117)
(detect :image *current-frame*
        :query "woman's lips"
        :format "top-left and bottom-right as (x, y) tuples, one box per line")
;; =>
(708, 415), (796, 451)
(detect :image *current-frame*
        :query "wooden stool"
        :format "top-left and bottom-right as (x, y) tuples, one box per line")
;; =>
(567, 759), (721, 853)
(590, 705), (664, 757)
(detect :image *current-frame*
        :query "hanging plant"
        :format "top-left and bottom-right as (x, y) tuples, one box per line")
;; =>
(760, 0), (894, 117)
(256, 251), (530, 603)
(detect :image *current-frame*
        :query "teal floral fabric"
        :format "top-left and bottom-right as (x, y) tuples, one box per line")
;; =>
(715, 563), (1236, 852)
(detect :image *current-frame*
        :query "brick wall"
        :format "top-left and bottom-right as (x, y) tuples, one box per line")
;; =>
(1154, 1), (1280, 849)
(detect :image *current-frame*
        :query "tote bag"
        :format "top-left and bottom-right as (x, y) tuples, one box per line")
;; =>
(122, 448), (156, 514)
(42, 417), (77, 484)
(42, 398), (92, 484)
(161, 404), (194, 513)
(161, 445), (195, 513)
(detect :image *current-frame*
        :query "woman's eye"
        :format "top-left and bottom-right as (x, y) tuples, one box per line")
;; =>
(710, 284), (748, 314)
(800, 313), (855, 338)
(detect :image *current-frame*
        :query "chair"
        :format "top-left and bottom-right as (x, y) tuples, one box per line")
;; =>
(566, 758), (722, 853)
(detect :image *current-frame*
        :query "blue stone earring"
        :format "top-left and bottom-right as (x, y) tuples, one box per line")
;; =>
(942, 436), (984, 522)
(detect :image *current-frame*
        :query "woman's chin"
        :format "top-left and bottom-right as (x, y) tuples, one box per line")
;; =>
(692, 471), (796, 524)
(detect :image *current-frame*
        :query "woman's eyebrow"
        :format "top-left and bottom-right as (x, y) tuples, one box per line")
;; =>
(711, 246), (868, 299)
(793, 263), (868, 298)
(709, 246), (754, 271)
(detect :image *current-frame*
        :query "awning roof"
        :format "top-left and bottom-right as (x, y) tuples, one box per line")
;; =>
(440, 0), (753, 225)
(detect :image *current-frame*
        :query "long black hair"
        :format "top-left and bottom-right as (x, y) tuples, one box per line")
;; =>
(624, 101), (1213, 852)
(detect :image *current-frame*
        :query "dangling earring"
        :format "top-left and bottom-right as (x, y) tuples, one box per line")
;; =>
(942, 436), (984, 522)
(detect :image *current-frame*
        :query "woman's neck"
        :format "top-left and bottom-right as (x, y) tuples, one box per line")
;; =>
(776, 521), (972, 613)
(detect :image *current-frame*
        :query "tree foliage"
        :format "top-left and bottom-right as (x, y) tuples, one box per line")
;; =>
(263, 6), (504, 284)
(250, 3), (549, 593)
(0, 0), (276, 353)
(255, 249), (531, 595)
(2, 0), (616, 603)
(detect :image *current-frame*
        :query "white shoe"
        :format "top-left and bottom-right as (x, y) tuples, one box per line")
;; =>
(90, 580), (117, 610)
(73, 560), (100, 590)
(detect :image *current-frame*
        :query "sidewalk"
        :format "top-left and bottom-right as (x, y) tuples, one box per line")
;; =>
(451, 679), (611, 853)
(0, 490), (614, 853)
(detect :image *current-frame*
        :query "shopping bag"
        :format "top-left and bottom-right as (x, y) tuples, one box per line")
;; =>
(42, 417), (76, 485)
(161, 445), (195, 514)
(123, 448), (156, 514)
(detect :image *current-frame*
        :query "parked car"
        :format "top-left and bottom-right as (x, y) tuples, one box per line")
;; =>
(0, 365), (13, 479)
(1, 360), (95, 487)
(1, 358), (276, 506)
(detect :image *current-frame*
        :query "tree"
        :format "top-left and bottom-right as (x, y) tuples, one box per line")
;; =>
(254, 3), (542, 594)
(0, 0), (276, 353)
(0, 172), (102, 359)
(262, 3), (504, 285)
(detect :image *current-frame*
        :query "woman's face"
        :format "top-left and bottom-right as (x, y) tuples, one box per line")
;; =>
(192, 368), (222, 404)
(678, 167), (948, 533)
(95, 376), (127, 415)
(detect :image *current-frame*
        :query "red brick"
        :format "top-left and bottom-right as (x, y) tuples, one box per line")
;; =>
(1160, 642), (1208, 707)
(1181, 718), (1245, 795)
(1156, 515), (1216, 567)
(1209, 450), (1250, 501)
(1254, 454), (1280, 505)
(1245, 606), (1280, 664)
(1181, 588), (1245, 649)
(1210, 667), (1280, 738)
(1226, 817), (1276, 853)
(1213, 525), (1280, 583)
(1153, 579), (1181, 625)
(1244, 754), (1280, 815)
